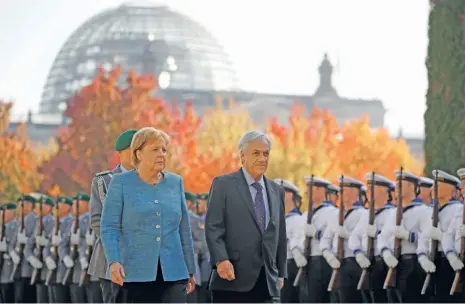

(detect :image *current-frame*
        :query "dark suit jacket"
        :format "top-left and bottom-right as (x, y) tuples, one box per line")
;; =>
(205, 168), (287, 297)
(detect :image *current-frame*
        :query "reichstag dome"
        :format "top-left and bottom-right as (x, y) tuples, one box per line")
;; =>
(39, 3), (240, 114)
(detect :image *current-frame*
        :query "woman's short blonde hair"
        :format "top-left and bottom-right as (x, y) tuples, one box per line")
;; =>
(131, 127), (170, 167)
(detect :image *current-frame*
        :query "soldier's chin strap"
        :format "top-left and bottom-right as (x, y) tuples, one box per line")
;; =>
(292, 193), (302, 211)
(387, 189), (394, 202)
(414, 182), (421, 197)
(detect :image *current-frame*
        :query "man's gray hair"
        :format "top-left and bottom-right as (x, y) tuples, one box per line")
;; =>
(237, 130), (272, 153)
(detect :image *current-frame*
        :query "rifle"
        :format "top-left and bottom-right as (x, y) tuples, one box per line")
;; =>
(0, 205), (6, 272)
(384, 167), (403, 289)
(62, 197), (80, 285)
(10, 196), (25, 281)
(30, 198), (44, 285)
(45, 203), (60, 286)
(293, 175), (314, 287)
(451, 180), (465, 295)
(328, 175), (345, 291)
(79, 225), (93, 286)
(357, 171), (376, 290)
(421, 170), (439, 294)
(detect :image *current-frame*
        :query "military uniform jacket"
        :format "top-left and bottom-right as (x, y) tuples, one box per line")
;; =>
(35, 214), (54, 281)
(320, 203), (366, 258)
(56, 214), (73, 284)
(377, 202), (431, 255)
(71, 212), (90, 284)
(291, 202), (338, 257)
(0, 219), (19, 283)
(284, 209), (302, 260)
(348, 202), (396, 256)
(430, 200), (463, 255)
(190, 211), (210, 285)
(88, 165), (122, 279)
(20, 211), (38, 278)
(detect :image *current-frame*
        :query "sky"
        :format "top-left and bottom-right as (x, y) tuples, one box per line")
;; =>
(0, 0), (430, 137)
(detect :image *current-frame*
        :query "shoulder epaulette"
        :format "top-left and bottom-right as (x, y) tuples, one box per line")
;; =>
(95, 170), (112, 177)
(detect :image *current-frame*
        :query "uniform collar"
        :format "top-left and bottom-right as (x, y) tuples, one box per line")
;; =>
(79, 212), (89, 220)
(286, 208), (301, 216)
(120, 164), (129, 173)
(350, 200), (364, 208)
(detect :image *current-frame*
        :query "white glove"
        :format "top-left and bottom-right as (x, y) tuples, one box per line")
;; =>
(63, 255), (74, 268)
(79, 257), (89, 270)
(460, 224), (465, 238)
(36, 235), (49, 247)
(70, 233), (80, 245)
(291, 248), (307, 268)
(0, 239), (7, 252)
(27, 256), (43, 269)
(418, 255), (436, 273)
(9, 250), (20, 264)
(394, 226), (411, 241)
(51, 234), (62, 246)
(336, 225), (351, 239)
(322, 250), (341, 269)
(446, 253), (464, 271)
(382, 250), (398, 268)
(17, 231), (27, 244)
(85, 232), (95, 246)
(355, 252), (371, 269)
(427, 227), (443, 241)
(45, 256), (57, 270)
(367, 224), (378, 238)
(2, 253), (10, 259)
(305, 224), (317, 238)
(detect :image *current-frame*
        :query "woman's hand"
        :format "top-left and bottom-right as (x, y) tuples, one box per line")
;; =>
(109, 262), (125, 286)
(186, 275), (196, 294)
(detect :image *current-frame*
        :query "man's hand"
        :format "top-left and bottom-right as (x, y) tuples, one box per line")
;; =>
(36, 235), (49, 247)
(394, 226), (413, 241)
(336, 225), (350, 239)
(418, 255), (436, 273)
(51, 234), (61, 246)
(70, 233), (80, 245)
(427, 227), (443, 241)
(279, 279), (284, 289)
(0, 240), (7, 252)
(291, 248), (307, 268)
(187, 275), (196, 294)
(217, 260), (235, 281)
(305, 224), (317, 237)
(85, 232), (95, 246)
(367, 224), (378, 238)
(17, 231), (27, 244)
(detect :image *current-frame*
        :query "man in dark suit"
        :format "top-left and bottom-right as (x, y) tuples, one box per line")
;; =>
(205, 130), (287, 303)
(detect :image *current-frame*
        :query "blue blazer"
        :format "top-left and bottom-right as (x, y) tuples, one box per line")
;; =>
(101, 170), (196, 282)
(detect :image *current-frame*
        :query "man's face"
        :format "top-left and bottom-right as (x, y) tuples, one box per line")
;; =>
(437, 183), (454, 203)
(118, 148), (134, 170)
(328, 193), (338, 205)
(304, 186), (326, 204)
(367, 184), (389, 208)
(284, 191), (295, 213)
(197, 199), (207, 214)
(41, 204), (52, 216)
(241, 140), (269, 179)
(419, 187), (432, 203)
(58, 203), (71, 217)
(342, 187), (359, 206)
(398, 180), (416, 205)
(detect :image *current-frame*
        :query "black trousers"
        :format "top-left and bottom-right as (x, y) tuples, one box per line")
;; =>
(100, 278), (127, 303)
(433, 255), (463, 303)
(305, 256), (332, 303)
(396, 254), (430, 303)
(200, 282), (211, 303)
(360, 256), (388, 303)
(70, 283), (87, 303)
(280, 259), (300, 303)
(211, 267), (277, 303)
(50, 283), (71, 303)
(332, 257), (363, 303)
(36, 282), (50, 303)
(0, 283), (15, 303)
(123, 261), (188, 303)
(14, 278), (36, 303)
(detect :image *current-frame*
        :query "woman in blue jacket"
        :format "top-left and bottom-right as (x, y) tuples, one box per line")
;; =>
(101, 127), (196, 303)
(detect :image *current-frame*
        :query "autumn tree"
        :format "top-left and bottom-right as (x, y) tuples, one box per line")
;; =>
(0, 101), (44, 200)
(266, 103), (423, 198)
(39, 66), (182, 194)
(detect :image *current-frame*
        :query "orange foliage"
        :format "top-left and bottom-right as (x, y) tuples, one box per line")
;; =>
(0, 101), (43, 200)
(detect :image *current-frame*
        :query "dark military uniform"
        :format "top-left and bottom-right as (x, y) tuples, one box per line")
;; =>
(0, 203), (19, 303)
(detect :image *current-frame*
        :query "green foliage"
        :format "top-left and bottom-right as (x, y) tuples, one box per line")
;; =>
(424, 1), (465, 175)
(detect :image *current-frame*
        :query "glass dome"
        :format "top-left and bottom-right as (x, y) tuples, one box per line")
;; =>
(39, 3), (240, 114)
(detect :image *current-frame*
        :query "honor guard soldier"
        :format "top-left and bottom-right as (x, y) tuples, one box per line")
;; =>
(378, 170), (435, 303)
(348, 173), (396, 303)
(274, 178), (303, 303)
(0, 203), (19, 303)
(13, 194), (38, 303)
(327, 184), (340, 205)
(320, 176), (366, 303)
(63, 193), (91, 303)
(49, 196), (73, 303)
(424, 170), (463, 302)
(88, 129), (136, 303)
(195, 193), (211, 303)
(418, 177), (434, 205)
(294, 176), (336, 303)
(26, 194), (55, 302)
(186, 192), (203, 303)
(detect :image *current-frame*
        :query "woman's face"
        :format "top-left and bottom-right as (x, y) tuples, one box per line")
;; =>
(138, 137), (167, 172)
